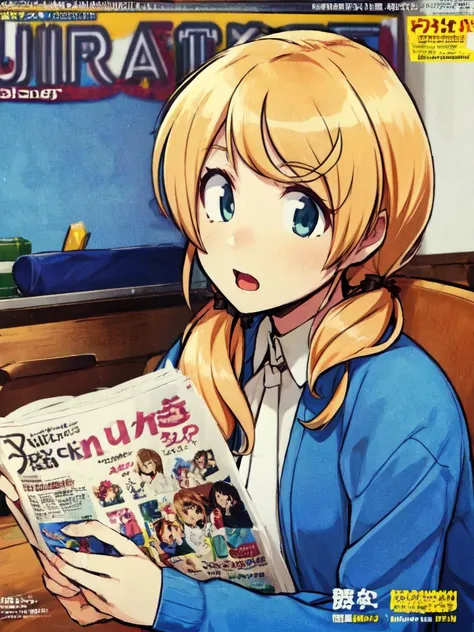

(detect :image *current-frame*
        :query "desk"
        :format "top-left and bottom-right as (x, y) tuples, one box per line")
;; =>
(0, 285), (209, 628)
(0, 515), (141, 631)
(0, 284), (209, 416)
(0, 284), (209, 627)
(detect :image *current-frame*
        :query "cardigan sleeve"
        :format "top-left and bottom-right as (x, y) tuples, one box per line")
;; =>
(150, 350), (466, 632)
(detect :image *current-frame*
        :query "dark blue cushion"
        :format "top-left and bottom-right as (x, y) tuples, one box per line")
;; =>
(13, 245), (185, 296)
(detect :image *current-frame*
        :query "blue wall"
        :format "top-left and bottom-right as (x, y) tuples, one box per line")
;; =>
(0, 95), (184, 253)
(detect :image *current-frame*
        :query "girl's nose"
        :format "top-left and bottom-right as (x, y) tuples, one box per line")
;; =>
(226, 226), (255, 249)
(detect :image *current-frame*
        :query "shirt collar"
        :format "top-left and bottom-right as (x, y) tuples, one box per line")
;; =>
(252, 316), (314, 388)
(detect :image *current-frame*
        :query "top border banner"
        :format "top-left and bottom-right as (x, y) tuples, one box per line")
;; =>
(0, 10), (400, 102)
(0, 3), (407, 14)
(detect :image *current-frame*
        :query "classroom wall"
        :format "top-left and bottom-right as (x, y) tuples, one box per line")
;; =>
(4, 19), (472, 259)
(404, 12), (474, 255)
(0, 96), (184, 253)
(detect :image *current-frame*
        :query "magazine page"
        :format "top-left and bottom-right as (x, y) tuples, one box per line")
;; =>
(3, 366), (178, 426)
(2, 397), (75, 422)
(0, 370), (292, 595)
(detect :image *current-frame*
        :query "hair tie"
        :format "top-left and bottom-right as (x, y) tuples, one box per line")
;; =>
(212, 287), (254, 329)
(359, 274), (400, 299)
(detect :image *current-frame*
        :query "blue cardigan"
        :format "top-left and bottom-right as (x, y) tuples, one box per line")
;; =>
(152, 318), (474, 631)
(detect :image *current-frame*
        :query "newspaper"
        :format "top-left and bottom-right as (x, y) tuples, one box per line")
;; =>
(0, 368), (294, 594)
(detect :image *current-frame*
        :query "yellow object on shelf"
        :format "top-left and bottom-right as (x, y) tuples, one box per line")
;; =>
(62, 222), (91, 251)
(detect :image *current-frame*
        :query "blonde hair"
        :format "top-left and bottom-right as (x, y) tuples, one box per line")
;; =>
(152, 31), (434, 454)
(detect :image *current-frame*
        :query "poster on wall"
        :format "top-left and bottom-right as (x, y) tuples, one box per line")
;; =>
(0, 10), (401, 103)
(0, 6), (401, 260)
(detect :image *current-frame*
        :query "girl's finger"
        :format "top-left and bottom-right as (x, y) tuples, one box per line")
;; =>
(37, 551), (80, 593)
(0, 474), (19, 502)
(82, 587), (112, 616)
(56, 595), (112, 625)
(52, 555), (108, 594)
(43, 573), (80, 599)
(61, 520), (140, 556)
(56, 548), (118, 577)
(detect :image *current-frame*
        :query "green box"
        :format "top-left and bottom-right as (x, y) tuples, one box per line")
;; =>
(0, 272), (15, 289)
(0, 286), (18, 298)
(0, 237), (31, 262)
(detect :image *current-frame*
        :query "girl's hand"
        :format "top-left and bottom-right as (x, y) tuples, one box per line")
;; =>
(211, 508), (224, 529)
(0, 473), (81, 596)
(0, 473), (39, 548)
(0, 472), (18, 503)
(52, 520), (163, 627)
(42, 578), (112, 626)
(39, 550), (110, 624)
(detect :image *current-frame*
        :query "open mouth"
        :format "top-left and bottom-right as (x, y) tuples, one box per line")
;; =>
(233, 269), (260, 292)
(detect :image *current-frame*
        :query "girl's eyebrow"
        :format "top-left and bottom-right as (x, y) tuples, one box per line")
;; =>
(207, 145), (233, 166)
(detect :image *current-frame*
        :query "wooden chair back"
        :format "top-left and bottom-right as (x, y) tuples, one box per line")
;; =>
(397, 277), (474, 452)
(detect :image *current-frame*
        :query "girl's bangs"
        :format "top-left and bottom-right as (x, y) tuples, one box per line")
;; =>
(227, 63), (344, 190)
(225, 59), (382, 270)
(158, 30), (431, 276)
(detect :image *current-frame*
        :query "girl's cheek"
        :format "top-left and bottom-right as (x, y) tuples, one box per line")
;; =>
(285, 232), (332, 270)
(264, 234), (309, 273)
(196, 211), (212, 245)
(199, 224), (225, 255)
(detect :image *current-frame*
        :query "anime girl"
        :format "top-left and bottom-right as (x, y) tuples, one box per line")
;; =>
(191, 450), (219, 480)
(136, 448), (175, 495)
(209, 481), (252, 529)
(171, 458), (205, 489)
(153, 518), (195, 559)
(10, 30), (474, 631)
(209, 481), (253, 551)
(173, 489), (214, 559)
(118, 510), (145, 548)
(92, 480), (124, 507)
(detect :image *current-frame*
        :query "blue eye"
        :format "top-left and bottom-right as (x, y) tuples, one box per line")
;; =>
(220, 181), (235, 221)
(293, 201), (318, 237)
(201, 171), (235, 223)
(282, 190), (327, 239)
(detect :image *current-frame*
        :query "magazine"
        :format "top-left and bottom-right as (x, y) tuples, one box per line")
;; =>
(0, 368), (295, 595)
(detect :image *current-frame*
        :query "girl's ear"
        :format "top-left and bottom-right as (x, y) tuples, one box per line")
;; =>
(346, 210), (387, 267)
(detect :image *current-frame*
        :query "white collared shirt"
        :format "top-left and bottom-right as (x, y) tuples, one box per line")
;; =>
(239, 316), (313, 584)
